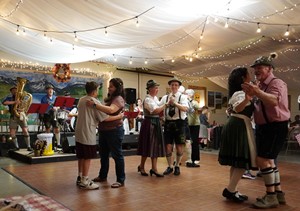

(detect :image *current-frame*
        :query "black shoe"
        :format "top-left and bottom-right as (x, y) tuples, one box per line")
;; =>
(138, 166), (149, 176)
(222, 188), (245, 203)
(149, 169), (164, 177)
(76, 176), (81, 186)
(186, 162), (200, 168)
(163, 167), (173, 175)
(174, 166), (180, 176)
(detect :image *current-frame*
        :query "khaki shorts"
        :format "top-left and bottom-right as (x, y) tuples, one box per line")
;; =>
(9, 116), (28, 129)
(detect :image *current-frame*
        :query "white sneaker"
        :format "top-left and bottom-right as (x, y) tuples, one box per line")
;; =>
(194, 160), (200, 164)
(79, 178), (99, 190)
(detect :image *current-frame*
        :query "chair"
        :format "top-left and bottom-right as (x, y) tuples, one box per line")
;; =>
(285, 126), (300, 155)
(0, 110), (10, 133)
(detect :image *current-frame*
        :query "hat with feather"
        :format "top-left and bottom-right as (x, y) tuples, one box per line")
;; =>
(250, 52), (278, 69)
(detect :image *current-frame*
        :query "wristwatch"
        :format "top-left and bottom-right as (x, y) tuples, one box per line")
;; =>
(93, 103), (96, 108)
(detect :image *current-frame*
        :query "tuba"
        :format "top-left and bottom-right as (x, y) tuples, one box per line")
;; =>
(13, 77), (32, 119)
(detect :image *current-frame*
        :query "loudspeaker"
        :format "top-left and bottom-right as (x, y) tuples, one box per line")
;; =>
(125, 88), (136, 104)
(62, 136), (76, 153)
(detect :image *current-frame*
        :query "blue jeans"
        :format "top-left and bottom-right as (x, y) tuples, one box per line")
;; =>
(98, 126), (125, 183)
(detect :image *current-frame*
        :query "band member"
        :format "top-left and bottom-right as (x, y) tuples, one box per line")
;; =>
(40, 84), (61, 148)
(2, 86), (32, 151)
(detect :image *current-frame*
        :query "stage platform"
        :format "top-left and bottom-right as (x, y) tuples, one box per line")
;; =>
(1, 133), (139, 164)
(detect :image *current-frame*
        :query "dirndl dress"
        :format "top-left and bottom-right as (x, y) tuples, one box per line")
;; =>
(218, 92), (256, 170)
(137, 115), (165, 158)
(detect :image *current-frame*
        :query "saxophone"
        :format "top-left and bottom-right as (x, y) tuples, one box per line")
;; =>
(13, 77), (32, 119)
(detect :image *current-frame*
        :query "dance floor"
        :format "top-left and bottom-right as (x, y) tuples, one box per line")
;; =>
(3, 152), (300, 211)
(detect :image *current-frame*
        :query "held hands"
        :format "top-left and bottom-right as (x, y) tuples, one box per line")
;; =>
(241, 82), (259, 97)
(168, 95), (175, 106)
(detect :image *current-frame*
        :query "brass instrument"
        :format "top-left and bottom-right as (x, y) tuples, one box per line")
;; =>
(13, 77), (32, 118)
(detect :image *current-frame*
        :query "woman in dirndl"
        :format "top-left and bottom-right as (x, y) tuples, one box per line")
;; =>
(137, 80), (166, 177)
(218, 67), (257, 203)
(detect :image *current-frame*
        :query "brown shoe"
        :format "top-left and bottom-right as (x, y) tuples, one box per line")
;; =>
(92, 177), (107, 183)
(253, 194), (279, 209)
(277, 192), (286, 205)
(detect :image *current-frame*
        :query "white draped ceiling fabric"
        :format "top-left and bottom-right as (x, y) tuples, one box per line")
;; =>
(0, 0), (299, 90)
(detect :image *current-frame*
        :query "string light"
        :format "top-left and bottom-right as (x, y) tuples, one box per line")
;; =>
(284, 24), (290, 36)
(256, 23), (261, 33)
(104, 27), (108, 36)
(129, 57), (132, 64)
(43, 31), (47, 39)
(16, 25), (20, 35)
(74, 31), (78, 42)
(22, 28), (26, 36)
(0, 0), (24, 18)
(144, 59), (148, 64)
(224, 18), (229, 28)
(1, 6), (154, 40)
(135, 16), (139, 27)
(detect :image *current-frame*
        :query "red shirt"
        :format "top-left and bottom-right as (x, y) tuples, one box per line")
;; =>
(254, 73), (290, 125)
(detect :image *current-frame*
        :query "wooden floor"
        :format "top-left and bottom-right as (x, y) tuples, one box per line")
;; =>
(2, 151), (300, 211)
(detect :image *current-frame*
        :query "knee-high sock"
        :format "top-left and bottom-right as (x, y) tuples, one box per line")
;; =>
(185, 140), (192, 163)
(261, 167), (275, 191)
(227, 167), (244, 192)
(175, 152), (183, 167)
(273, 167), (281, 191)
(24, 135), (30, 148)
(55, 133), (61, 146)
(12, 136), (19, 148)
(166, 153), (172, 167)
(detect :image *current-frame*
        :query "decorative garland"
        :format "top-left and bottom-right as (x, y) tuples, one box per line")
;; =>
(52, 63), (71, 82)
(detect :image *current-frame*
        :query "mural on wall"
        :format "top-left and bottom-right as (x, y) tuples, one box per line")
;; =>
(0, 69), (104, 124)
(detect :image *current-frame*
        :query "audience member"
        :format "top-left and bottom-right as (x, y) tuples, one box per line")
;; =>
(185, 89), (200, 168)
(134, 97), (144, 132)
(199, 106), (210, 149)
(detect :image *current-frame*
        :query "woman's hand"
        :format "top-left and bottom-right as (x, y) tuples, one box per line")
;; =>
(86, 99), (94, 107)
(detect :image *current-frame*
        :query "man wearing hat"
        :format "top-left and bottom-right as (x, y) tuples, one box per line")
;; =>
(2, 86), (32, 151)
(160, 77), (189, 176)
(40, 84), (61, 148)
(242, 54), (290, 208)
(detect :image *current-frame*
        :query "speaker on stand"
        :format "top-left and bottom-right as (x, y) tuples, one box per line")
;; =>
(125, 88), (136, 105)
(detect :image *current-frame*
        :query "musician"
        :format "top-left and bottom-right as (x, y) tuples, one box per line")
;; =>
(40, 84), (61, 148)
(67, 98), (79, 131)
(2, 86), (32, 151)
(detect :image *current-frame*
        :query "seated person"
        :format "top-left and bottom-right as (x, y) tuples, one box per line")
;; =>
(290, 115), (300, 127)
